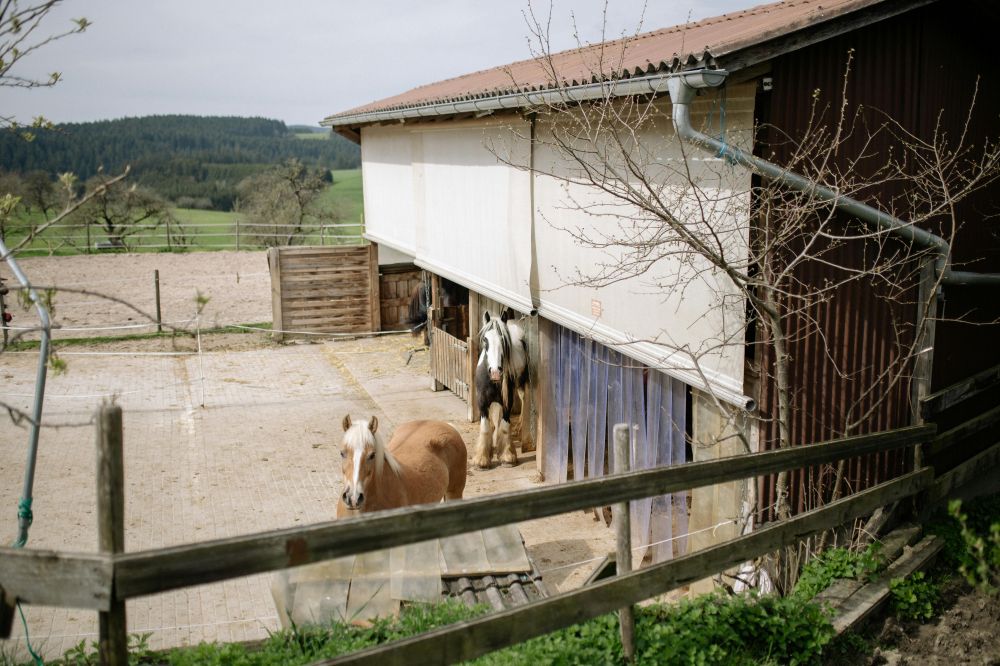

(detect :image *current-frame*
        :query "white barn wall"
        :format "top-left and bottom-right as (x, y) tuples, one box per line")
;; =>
(359, 85), (755, 405)
(361, 125), (418, 255)
(533, 87), (756, 404)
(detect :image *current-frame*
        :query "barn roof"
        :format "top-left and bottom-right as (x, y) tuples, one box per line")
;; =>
(322, 0), (930, 129)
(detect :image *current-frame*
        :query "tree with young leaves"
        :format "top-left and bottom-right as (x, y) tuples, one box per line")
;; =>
(235, 158), (338, 247)
(66, 175), (186, 250)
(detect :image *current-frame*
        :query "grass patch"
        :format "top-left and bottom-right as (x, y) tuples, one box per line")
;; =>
(6, 168), (364, 254)
(35, 594), (835, 666)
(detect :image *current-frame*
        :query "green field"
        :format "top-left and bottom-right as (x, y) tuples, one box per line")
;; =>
(6, 169), (364, 255)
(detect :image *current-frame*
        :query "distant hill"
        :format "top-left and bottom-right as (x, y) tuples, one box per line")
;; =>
(0, 115), (360, 210)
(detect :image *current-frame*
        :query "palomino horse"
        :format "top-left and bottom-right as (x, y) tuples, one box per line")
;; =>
(336, 415), (467, 517)
(473, 309), (530, 469)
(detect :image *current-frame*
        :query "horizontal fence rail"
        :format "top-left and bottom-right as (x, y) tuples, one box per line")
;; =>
(10, 221), (365, 253)
(317, 469), (933, 666)
(110, 424), (934, 600)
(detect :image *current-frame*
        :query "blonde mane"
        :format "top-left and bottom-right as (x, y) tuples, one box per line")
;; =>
(344, 418), (402, 477)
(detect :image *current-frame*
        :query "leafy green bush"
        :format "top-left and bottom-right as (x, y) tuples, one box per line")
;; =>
(792, 542), (884, 602)
(476, 593), (834, 666)
(889, 571), (940, 621)
(947, 499), (1000, 593)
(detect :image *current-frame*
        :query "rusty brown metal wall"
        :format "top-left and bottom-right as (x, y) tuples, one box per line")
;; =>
(753, 2), (1000, 521)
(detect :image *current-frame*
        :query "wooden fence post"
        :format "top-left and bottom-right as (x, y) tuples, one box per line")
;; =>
(97, 404), (128, 666)
(612, 423), (635, 662)
(267, 247), (284, 342)
(154, 270), (162, 334)
(467, 290), (480, 422)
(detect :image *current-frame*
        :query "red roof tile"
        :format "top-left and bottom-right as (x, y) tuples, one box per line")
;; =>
(324, 0), (887, 124)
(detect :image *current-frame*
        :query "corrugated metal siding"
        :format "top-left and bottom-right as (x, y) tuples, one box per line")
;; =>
(754, 1), (1000, 520)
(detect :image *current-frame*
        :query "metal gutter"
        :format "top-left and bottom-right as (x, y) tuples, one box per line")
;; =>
(1, 237), (51, 548)
(322, 73), (685, 129)
(665, 71), (1000, 286)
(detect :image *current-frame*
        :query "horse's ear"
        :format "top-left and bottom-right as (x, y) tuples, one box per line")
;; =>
(342, 414), (352, 432)
(500, 308), (511, 323)
(368, 416), (378, 434)
(482, 311), (491, 325)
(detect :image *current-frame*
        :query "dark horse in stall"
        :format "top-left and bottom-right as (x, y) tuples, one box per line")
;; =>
(406, 277), (469, 343)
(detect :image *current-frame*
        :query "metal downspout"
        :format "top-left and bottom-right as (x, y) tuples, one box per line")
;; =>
(1, 238), (51, 548)
(664, 73), (1000, 286)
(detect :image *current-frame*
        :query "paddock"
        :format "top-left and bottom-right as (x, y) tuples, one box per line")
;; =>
(0, 327), (615, 661)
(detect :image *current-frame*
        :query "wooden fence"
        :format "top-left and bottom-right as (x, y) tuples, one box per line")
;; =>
(267, 245), (380, 341)
(2, 364), (998, 665)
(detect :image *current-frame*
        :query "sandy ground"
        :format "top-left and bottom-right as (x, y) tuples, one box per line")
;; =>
(1, 251), (273, 341)
(0, 251), (617, 661)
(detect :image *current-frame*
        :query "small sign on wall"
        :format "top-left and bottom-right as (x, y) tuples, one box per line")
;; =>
(591, 299), (603, 318)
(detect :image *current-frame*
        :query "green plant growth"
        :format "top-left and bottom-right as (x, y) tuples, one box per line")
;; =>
(946, 498), (1000, 593)
(888, 571), (940, 621)
(34, 593), (836, 666)
(476, 593), (835, 666)
(792, 542), (884, 602)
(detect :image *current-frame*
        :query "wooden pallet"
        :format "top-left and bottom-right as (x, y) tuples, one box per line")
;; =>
(813, 525), (944, 635)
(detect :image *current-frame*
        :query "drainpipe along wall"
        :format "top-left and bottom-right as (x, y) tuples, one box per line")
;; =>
(665, 72), (1000, 435)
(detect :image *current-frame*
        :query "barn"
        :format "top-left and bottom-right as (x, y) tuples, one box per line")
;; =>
(321, 0), (1000, 584)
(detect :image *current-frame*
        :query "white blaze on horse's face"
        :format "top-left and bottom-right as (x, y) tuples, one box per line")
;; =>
(482, 321), (504, 383)
(339, 415), (378, 511)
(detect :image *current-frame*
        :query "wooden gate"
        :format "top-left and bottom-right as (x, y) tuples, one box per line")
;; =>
(267, 245), (379, 341)
(430, 326), (471, 402)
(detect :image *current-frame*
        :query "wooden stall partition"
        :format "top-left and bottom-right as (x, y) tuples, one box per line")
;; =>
(378, 264), (422, 331)
(267, 245), (380, 341)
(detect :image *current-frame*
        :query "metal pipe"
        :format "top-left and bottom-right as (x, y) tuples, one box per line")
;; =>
(665, 72), (1000, 286)
(322, 71), (685, 129)
(0, 238), (51, 548)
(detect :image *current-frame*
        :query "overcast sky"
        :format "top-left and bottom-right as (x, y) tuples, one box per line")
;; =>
(4, 0), (751, 127)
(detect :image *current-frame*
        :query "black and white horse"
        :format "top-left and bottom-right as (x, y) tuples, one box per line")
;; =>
(473, 309), (529, 468)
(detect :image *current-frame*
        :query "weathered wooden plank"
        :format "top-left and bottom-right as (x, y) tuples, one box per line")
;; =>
(368, 243), (381, 332)
(811, 578), (863, 608)
(0, 548), (112, 610)
(831, 534), (943, 634)
(923, 439), (1000, 510)
(927, 404), (1000, 457)
(267, 248), (284, 341)
(113, 426), (933, 600)
(97, 404), (128, 666)
(920, 363), (1000, 418)
(313, 470), (932, 665)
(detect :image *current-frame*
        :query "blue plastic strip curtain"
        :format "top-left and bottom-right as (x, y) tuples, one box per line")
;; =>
(543, 323), (565, 483)
(670, 378), (689, 554)
(605, 349), (624, 476)
(650, 371), (677, 562)
(554, 326), (572, 483)
(587, 343), (609, 477)
(648, 371), (674, 563)
(539, 323), (690, 560)
(571, 337), (592, 480)
(628, 364), (653, 561)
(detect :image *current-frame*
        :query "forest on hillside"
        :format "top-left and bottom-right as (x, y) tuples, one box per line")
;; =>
(0, 115), (360, 210)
